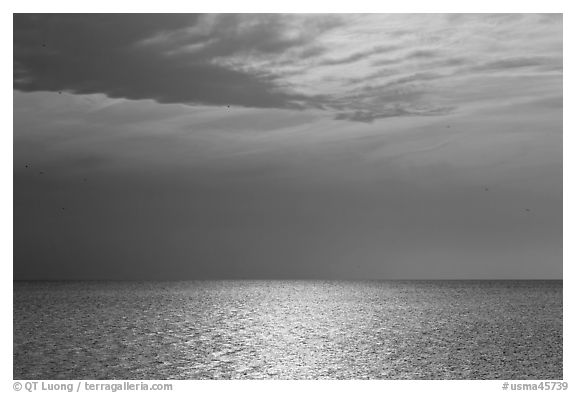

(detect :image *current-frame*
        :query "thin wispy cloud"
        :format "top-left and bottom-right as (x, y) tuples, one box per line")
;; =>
(318, 45), (401, 66)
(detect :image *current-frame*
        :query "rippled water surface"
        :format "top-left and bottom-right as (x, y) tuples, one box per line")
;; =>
(14, 280), (562, 379)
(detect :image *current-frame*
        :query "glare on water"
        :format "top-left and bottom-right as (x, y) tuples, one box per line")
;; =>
(13, 280), (562, 379)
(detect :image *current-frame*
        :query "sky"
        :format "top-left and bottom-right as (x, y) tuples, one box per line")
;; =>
(13, 13), (562, 280)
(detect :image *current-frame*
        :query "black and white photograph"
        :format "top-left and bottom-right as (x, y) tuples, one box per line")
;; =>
(12, 11), (564, 383)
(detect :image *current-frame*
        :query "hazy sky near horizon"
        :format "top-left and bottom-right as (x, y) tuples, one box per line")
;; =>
(14, 14), (562, 279)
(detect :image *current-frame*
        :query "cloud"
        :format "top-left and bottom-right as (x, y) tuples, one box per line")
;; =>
(318, 45), (400, 66)
(469, 56), (561, 73)
(143, 14), (342, 59)
(335, 110), (401, 123)
(13, 14), (338, 110)
(13, 14), (562, 123)
(328, 71), (452, 122)
(404, 49), (442, 60)
(334, 105), (454, 123)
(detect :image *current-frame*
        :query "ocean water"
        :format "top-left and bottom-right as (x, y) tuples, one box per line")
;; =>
(13, 280), (562, 380)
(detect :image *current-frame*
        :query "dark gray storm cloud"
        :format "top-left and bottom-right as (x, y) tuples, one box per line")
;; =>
(142, 14), (342, 59)
(13, 14), (329, 109)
